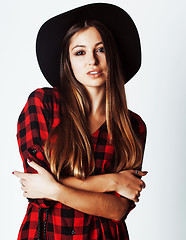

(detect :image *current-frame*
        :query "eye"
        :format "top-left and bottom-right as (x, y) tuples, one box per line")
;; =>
(96, 47), (105, 53)
(75, 50), (86, 56)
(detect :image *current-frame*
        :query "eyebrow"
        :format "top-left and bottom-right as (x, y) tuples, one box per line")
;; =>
(71, 41), (103, 51)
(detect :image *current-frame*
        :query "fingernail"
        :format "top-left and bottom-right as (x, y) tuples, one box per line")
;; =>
(12, 171), (14, 174)
(27, 159), (31, 163)
(143, 171), (148, 174)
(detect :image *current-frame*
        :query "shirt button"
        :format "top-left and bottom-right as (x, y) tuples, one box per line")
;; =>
(71, 230), (76, 235)
(32, 149), (37, 154)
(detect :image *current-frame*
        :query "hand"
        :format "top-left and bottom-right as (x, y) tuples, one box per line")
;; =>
(114, 170), (147, 202)
(13, 159), (59, 200)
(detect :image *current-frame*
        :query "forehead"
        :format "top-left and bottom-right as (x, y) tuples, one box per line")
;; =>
(69, 27), (103, 47)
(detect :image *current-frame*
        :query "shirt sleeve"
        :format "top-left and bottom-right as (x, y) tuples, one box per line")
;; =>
(112, 111), (147, 222)
(17, 88), (54, 208)
(129, 110), (147, 158)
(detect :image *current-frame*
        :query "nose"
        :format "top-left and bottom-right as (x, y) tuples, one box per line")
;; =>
(88, 51), (99, 66)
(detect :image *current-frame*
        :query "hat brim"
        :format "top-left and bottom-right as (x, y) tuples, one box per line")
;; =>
(36, 3), (141, 87)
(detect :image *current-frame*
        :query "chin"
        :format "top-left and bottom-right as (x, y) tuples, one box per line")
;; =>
(86, 81), (106, 89)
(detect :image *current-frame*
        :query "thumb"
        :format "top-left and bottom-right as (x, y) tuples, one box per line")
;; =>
(27, 159), (44, 173)
(137, 170), (148, 177)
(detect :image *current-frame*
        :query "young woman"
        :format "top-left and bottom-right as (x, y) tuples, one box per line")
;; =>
(13, 3), (147, 240)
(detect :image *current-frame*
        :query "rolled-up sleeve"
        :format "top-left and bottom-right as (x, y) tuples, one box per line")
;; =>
(125, 111), (147, 219)
(17, 88), (54, 208)
(112, 110), (147, 222)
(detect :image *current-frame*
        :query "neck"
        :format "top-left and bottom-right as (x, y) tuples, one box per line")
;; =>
(86, 85), (106, 116)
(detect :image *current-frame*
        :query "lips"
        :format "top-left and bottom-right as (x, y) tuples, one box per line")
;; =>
(88, 71), (100, 74)
(87, 69), (103, 78)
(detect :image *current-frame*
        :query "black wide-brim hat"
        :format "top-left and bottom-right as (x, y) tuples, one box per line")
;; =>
(36, 3), (141, 87)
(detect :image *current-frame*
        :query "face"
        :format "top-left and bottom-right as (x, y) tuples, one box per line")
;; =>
(69, 27), (107, 90)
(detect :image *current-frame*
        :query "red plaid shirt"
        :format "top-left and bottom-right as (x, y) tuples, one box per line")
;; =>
(17, 87), (146, 240)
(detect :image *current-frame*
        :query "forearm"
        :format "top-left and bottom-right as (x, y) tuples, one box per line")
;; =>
(60, 173), (116, 193)
(52, 183), (129, 221)
(14, 160), (143, 219)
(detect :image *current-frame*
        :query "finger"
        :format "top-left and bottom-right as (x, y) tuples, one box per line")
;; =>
(140, 171), (148, 176)
(138, 179), (146, 189)
(13, 171), (28, 179)
(132, 170), (139, 176)
(133, 196), (139, 202)
(27, 159), (44, 173)
(142, 181), (146, 189)
(23, 191), (28, 198)
(133, 170), (148, 177)
(20, 179), (26, 185)
(137, 192), (141, 198)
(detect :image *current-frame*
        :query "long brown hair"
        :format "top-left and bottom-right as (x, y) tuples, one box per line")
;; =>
(44, 20), (143, 180)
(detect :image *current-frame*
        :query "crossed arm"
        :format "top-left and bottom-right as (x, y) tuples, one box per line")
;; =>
(14, 90), (147, 221)
(13, 159), (147, 221)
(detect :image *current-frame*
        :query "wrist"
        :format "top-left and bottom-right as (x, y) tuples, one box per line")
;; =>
(105, 173), (117, 192)
(50, 182), (63, 201)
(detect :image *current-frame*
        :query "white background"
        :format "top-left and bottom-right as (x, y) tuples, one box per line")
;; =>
(1, 0), (185, 239)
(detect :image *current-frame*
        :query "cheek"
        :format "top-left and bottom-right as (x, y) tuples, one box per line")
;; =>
(70, 58), (83, 78)
(99, 55), (107, 69)
(103, 56), (107, 67)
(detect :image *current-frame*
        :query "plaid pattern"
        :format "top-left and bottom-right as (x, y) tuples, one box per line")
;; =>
(17, 87), (147, 240)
